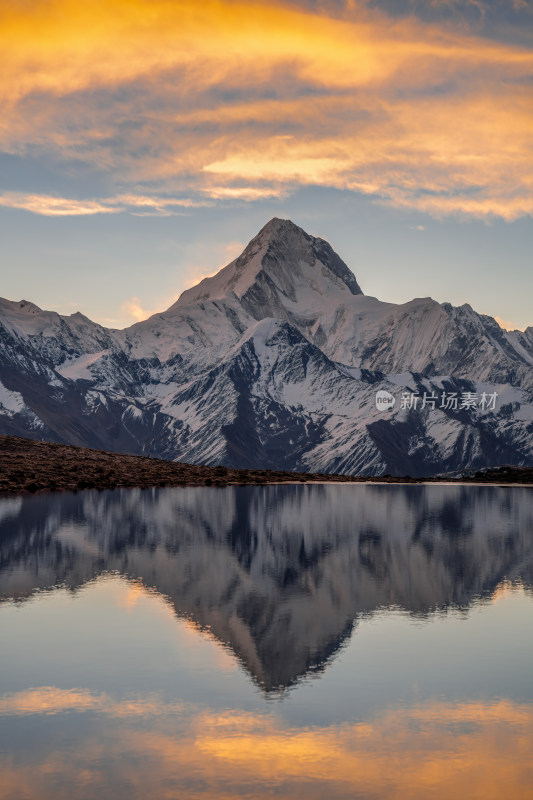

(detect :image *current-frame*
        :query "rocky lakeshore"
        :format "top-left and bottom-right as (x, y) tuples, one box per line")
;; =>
(1, 436), (532, 496)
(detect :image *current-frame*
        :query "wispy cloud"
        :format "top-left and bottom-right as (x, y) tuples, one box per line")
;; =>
(0, 192), (209, 217)
(0, 193), (120, 216)
(0, 0), (532, 219)
(493, 315), (526, 331)
(122, 296), (157, 322)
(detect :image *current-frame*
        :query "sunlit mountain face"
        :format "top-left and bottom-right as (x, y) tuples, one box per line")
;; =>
(1, 483), (533, 800)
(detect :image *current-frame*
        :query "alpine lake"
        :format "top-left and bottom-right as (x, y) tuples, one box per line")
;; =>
(1, 483), (532, 799)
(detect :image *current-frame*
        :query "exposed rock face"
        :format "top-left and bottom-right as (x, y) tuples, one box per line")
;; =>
(0, 218), (532, 476)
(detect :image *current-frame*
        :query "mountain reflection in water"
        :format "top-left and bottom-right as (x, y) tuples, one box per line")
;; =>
(1, 483), (532, 691)
(1, 484), (533, 800)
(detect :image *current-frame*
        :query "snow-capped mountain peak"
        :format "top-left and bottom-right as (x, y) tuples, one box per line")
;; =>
(173, 218), (363, 315)
(0, 219), (532, 476)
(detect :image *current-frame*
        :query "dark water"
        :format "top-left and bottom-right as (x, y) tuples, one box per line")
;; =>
(0, 484), (532, 799)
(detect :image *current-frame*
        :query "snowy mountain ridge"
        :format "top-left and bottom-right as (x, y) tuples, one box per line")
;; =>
(1, 218), (532, 476)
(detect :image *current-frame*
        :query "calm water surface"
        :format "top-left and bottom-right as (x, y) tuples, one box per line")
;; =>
(0, 484), (532, 799)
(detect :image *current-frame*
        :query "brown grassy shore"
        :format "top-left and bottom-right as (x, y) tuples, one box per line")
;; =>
(0, 435), (363, 495)
(0, 436), (532, 496)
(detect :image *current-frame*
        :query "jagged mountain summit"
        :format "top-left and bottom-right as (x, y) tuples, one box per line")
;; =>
(1, 218), (532, 476)
(176, 216), (362, 309)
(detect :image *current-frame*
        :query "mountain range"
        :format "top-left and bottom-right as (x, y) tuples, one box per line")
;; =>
(1, 218), (532, 476)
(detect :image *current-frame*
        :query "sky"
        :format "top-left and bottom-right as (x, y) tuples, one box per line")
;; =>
(0, 0), (532, 330)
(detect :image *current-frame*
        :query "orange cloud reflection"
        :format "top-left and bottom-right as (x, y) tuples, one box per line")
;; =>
(0, 690), (533, 799)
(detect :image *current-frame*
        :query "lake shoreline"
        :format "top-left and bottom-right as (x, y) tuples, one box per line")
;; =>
(1, 435), (532, 496)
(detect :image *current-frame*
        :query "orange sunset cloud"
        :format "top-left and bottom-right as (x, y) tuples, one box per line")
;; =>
(0, 0), (531, 218)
